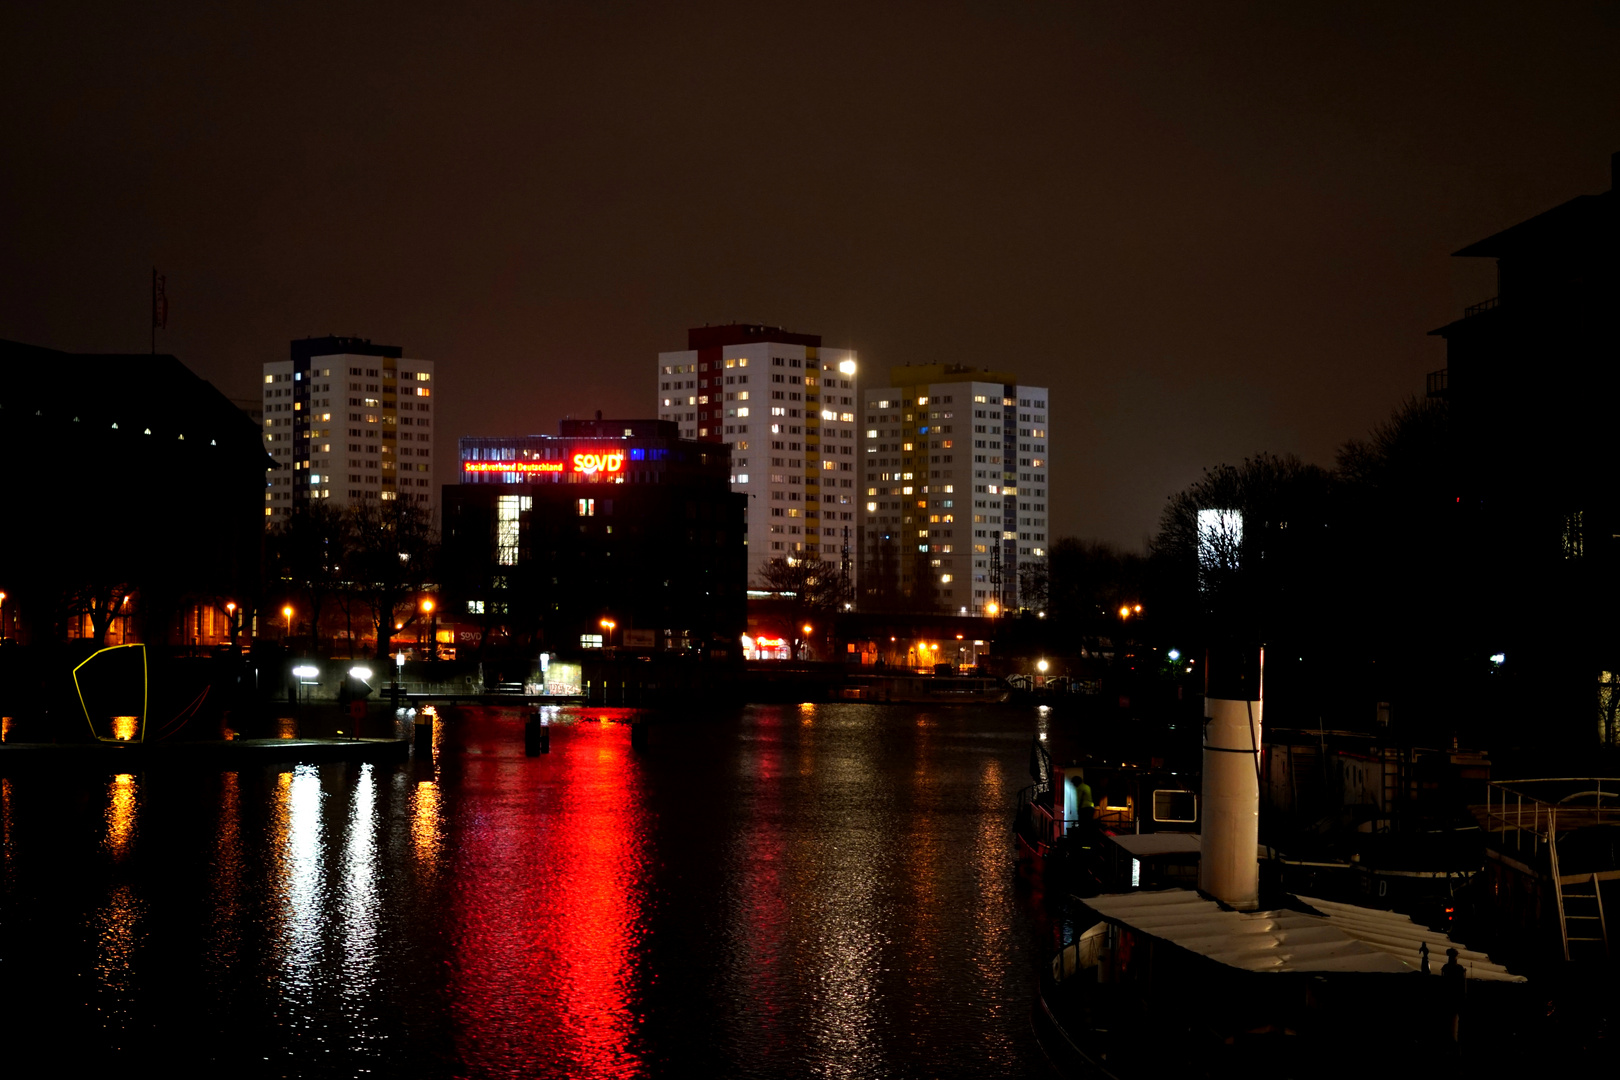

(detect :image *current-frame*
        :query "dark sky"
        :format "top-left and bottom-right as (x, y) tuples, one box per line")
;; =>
(4, 1), (1617, 547)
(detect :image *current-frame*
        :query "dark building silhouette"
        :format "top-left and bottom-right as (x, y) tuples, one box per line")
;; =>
(441, 418), (746, 659)
(1429, 152), (1620, 749)
(0, 339), (269, 645)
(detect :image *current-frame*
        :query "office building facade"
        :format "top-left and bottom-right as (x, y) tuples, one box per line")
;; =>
(860, 364), (1049, 614)
(262, 336), (436, 522)
(442, 418), (745, 655)
(656, 325), (860, 589)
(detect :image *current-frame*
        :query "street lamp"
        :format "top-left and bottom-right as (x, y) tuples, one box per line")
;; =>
(292, 664), (319, 714)
(1037, 659), (1049, 673)
(225, 601), (237, 650)
(0, 590), (7, 644)
(421, 597), (436, 661)
(599, 617), (616, 647)
(283, 604), (293, 640)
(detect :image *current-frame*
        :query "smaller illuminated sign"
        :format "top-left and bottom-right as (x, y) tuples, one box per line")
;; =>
(573, 452), (624, 475)
(463, 461), (563, 474)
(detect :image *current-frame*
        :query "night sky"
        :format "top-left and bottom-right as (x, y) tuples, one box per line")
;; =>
(3, 2), (1617, 546)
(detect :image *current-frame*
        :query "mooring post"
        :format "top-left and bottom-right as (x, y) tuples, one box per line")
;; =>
(414, 707), (432, 756)
(525, 707), (543, 757)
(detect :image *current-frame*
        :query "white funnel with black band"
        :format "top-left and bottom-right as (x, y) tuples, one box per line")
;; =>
(1199, 644), (1263, 910)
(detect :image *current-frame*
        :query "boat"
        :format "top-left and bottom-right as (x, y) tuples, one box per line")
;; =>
(839, 674), (1010, 704)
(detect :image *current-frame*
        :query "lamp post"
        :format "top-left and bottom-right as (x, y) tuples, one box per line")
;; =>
(0, 590), (7, 645)
(283, 604), (294, 642)
(225, 601), (237, 651)
(421, 598), (436, 662)
(801, 623), (813, 661)
(599, 617), (616, 651)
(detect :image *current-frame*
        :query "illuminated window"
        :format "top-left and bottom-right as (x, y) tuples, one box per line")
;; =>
(577, 498), (595, 517)
(497, 494), (530, 565)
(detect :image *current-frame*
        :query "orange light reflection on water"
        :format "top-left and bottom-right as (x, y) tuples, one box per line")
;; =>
(105, 773), (137, 858)
(411, 779), (443, 871)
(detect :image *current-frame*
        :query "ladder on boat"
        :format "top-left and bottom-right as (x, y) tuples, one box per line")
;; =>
(1548, 824), (1611, 961)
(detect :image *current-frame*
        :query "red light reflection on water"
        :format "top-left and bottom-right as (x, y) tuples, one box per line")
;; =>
(445, 712), (648, 1078)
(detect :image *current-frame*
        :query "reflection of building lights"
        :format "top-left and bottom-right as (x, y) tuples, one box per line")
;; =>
(106, 773), (137, 855)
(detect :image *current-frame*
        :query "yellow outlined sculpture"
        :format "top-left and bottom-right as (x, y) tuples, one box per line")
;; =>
(73, 643), (149, 743)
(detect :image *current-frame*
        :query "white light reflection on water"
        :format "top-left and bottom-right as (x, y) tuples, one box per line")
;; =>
(800, 705), (891, 1079)
(970, 757), (1018, 1070)
(272, 765), (326, 1003)
(339, 764), (378, 1012)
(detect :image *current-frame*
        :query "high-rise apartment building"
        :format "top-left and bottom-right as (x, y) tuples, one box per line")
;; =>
(656, 325), (860, 588)
(860, 364), (1049, 614)
(262, 336), (436, 522)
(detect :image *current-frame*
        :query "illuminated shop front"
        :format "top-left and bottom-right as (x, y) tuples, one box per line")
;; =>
(443, 418), (746, 659)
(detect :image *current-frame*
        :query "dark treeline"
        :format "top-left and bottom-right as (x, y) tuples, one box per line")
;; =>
(1041, 396), (1472, 744)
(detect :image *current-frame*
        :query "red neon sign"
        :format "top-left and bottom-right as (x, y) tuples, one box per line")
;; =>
(573, 452), (624, 475)
(463, 461), (563, 474)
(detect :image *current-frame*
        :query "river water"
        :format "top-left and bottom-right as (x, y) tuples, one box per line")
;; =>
(0, 703), (1064, 1078)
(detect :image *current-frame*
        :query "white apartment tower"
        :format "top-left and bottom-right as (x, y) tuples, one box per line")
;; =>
(656, 325), (859, 589)
(263, 336), (436, 523)
(861, 365), (1049, 614)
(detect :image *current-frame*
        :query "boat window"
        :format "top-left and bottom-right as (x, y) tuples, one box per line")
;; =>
(1152, 790), (1198, 824)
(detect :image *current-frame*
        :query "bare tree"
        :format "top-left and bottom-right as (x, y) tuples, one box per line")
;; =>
(758, 556), (841, 659)
(268, 500), (351, 652)
(346, 499), (438, 663)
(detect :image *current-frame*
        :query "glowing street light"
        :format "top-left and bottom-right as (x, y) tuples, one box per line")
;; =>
(1037, 659), (1049, 673)
(283, 604), (293, 638)
(422, 597), (438, 660)
(986, 600), (1000, 617)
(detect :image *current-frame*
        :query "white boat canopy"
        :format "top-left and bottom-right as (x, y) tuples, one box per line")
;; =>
(1082, 888), (1525, 983)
